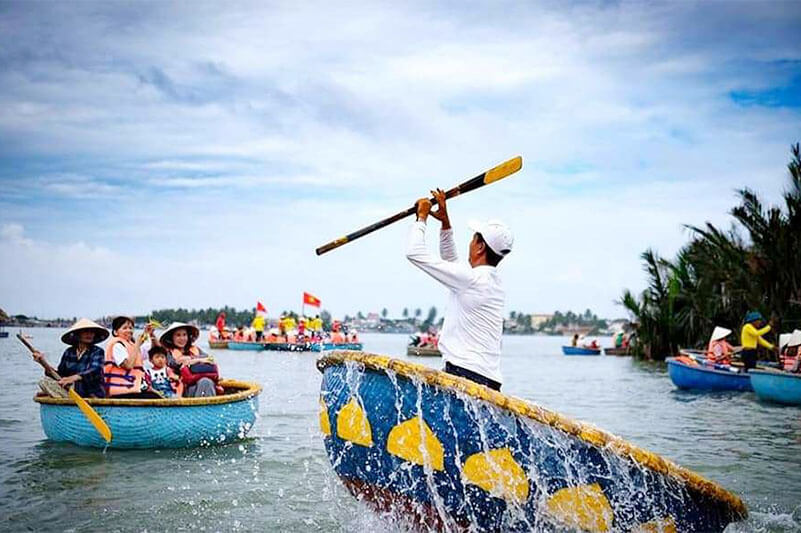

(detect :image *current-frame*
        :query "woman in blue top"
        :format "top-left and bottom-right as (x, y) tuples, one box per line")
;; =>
(32, 318), (109, 398)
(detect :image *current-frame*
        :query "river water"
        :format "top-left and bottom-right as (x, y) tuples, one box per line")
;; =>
(0, 329), (799, 532)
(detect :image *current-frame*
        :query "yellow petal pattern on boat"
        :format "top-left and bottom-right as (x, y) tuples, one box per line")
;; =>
(336, 398), (373, 447)
(546, 483), (613, 532)
(632, 517), (677, 533)
(386, 417), (444, 471)
(462, 448), (529, 503)
(319, 398), (331, 436)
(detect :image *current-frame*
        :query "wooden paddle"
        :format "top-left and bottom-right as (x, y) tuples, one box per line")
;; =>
(315, 156), (523, 255)
(18, 333), (112, 444)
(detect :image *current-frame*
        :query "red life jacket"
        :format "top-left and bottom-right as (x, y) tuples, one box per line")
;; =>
(104, 337), (145, 396)
(171, 346), (219, 387)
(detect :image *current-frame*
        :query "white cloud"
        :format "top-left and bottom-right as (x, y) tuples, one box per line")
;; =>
(0, 2), (799, 319)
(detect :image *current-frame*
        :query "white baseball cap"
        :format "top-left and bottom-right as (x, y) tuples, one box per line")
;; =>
(468, 219), (514, 256)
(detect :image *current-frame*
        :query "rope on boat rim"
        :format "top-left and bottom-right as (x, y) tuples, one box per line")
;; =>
(33, 379), (261, 407)
(317, 350), (748, 520)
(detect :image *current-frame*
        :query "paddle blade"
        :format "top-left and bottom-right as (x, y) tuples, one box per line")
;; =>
(483, 156), (522, 185)
(68, 388), (112, 443)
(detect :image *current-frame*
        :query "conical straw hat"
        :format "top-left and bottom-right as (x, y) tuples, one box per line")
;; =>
(779, 333), (792, 349)
(61, 318), (109, 345)
(709, 326), (731, 342)
(159, 322), (200, 348)
(789, 330), (801, 348)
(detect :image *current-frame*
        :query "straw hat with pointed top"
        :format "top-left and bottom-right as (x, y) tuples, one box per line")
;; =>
(709, 326), (732, 343)
(159, 322), (200, 348)
(779, 333), (792, 349)
(789, 329), (801, 348)
(61, 318), (109, 345)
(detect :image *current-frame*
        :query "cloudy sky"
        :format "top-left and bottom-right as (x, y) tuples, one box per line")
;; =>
(1, 1), (799, 320)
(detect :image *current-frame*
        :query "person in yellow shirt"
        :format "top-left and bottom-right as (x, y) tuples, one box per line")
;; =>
(740, 311), (776, 371)
(251, 314), (265, 342)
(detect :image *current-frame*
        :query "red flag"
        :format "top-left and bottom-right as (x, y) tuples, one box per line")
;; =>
(303, 292), (321, 307)
(256, 301), (267, 316)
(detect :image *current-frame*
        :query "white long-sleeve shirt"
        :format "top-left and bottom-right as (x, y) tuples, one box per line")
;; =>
(405, 221), (505, 383)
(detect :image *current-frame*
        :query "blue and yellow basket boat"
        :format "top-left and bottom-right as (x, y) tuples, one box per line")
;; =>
(34, 379), (261, 449)
(318, 352), (746, 532)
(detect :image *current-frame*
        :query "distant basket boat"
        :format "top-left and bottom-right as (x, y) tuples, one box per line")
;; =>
(228, 341), (266, 351)
(603, 347), (630, 356)
(310, 342), (364, 352)
(208, 340), (229, 349)
(562, 345), (601, 356)
(263, 342), (314, 352)
(750, 369), (801, 405)
(406, 345), (441, 357)
(666, 357), (752, 391)
(34, 379), (261, 449)
(318, 351), (746, 532)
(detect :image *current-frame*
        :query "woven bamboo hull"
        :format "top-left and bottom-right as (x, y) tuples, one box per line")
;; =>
(750, 369), (801, 405)
(35, 380), (261, 449)
(208, 340), (229, 349)
(562, 346), (601, 355)
(667, 357), (752, 391)
(318, 352), (746, 532)
(406, 345), (441, 357)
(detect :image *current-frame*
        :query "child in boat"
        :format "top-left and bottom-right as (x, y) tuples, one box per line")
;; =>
(145, 346), (181, 398)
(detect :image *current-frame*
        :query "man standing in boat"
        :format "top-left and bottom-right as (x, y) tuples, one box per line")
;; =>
(406, 189), (512, 391)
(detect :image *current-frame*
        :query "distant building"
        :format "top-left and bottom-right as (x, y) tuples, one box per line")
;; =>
(530, 313), (553, 329)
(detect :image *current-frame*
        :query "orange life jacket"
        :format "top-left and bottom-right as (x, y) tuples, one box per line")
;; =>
(104, 337), (145, 396)
(331, 332), (344, 343)
(287, 334), (297, 344)
(706, 340), (732, 364)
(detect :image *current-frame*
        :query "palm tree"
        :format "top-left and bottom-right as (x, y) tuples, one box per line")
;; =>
(621, 144), (801, 359)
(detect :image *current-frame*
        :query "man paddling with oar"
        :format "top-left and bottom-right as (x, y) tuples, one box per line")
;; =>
(406, 188), (512, 391)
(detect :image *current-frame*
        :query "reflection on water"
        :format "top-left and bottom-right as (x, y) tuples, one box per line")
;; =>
(0, 329), (799, 531)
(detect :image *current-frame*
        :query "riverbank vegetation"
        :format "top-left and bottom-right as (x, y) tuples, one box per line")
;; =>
(621, 144), (801, 360)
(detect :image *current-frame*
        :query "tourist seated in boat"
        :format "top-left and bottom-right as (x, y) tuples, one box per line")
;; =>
(348, 329), (359, 343)
(233, 326), (245, 342)
(160, 322), (219, 397)
(331, 329), (345, 344)
(706, 326), (734, 364)
(105, 316), (159, 398)
(740, 311), (777, 371)
(144, 346), (182, 398)
(32, 318), (109, 398)
(784, 330), (801, 372)
(571, 333), (579, 347)
(406, 189), (512, 391)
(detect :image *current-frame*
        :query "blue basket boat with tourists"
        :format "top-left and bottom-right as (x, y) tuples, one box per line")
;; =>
(561, 345), (601, 356)
(318, 351), (747, 532)
(310, 342), (364, 352)
(667, 356), (753, 392)
(35, 379), (261, 449)
(749, 369), (801, 405)
(227, 341), (266, 351)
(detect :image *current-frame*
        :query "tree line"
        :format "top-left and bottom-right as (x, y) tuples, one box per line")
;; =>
(620, 144), (801, 360)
